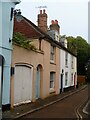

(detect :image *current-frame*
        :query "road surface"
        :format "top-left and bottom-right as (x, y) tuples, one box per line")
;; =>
(21, 86), (88, 119)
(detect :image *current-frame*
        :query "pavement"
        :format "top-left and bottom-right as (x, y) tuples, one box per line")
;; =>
(2, 84), (88, 119)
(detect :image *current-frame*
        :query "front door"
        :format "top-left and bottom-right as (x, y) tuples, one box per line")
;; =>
(60, 73), (64, 93)
(36, 67), (40, 99)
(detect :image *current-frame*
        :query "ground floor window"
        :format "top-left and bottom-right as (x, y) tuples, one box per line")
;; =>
(50, 72), (55, 89)
(71, 73), (73, 85)
(65, 72), (68, 86)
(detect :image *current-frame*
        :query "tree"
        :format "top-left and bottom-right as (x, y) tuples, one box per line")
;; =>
(66, 36), (90, 75)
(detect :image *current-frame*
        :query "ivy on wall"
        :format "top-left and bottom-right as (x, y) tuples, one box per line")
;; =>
(13, 32), (37, 51)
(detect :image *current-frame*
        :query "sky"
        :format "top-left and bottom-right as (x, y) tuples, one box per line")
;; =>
(15, 0), (88, 41)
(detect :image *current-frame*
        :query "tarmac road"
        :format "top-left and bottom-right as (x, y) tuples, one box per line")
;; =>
(21, 86), (88, 119)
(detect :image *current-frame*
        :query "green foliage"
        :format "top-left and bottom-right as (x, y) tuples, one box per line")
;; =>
(13, 32), (37, 51)
(66, 36), (90, 75)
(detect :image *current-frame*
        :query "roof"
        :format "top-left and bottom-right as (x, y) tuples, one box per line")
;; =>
(14, 15), (77, 57)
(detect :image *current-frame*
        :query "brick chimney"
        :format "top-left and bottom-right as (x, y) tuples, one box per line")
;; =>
(37, 9), (48, 32)
(50, 20), (60, 34)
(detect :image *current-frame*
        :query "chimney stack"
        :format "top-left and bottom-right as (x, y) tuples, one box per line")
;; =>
(50, 19), (60, 34)
(37, 9), (48, 32)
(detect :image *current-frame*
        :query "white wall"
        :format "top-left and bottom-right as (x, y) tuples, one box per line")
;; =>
(60, 49), (77, 89)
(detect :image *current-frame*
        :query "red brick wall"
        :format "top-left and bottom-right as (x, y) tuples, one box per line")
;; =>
(77, 75), (86, 84)
(14, 17), (41, 38)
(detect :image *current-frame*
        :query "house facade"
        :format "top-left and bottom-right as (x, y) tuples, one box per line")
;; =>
(0, 0), (20, 111)
(47, 21), (77, 93)
(10, 10), (60, 108)
(10, 9), (77, 108)
(59, 37), (77, 92)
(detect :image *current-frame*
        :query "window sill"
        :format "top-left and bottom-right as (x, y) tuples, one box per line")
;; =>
(36, 49), (44, 54)
(50, 60), (56, 65)
(50, 88), (55, 93)
(65, 65), (68, 68)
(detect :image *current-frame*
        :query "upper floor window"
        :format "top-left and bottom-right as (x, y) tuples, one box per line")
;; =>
(50, 45), (55, 62)
(71, 56), (74, 69)
(65, 52), (68, 67)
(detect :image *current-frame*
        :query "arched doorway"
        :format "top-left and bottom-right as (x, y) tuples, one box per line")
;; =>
(36, 64), (43, 99)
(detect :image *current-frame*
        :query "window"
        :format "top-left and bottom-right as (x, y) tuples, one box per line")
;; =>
(71, 56), (74, 69)
(65, 52), (68, 67)
(50, 72), (55, 89)
(71, 73), (73, 85)
(10, 8), (14, 21)
(50, 45), (55, 62)
(65, 72), (68, 86)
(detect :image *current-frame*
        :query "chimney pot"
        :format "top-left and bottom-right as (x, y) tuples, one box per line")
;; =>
(43, 9), (45, 14)
(55, 20), (58, 24)
(51, 20), (54, 24)
(40, 10), (42, 14)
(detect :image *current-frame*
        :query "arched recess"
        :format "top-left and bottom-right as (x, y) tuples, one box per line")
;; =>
(36, 64), (43, 99)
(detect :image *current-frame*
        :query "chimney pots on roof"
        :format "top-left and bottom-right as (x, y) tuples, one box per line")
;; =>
(40, 10), (42, 14)
(55, 20), (58, 24)
(51, 20), (55, 24)
(43, 9), (45, 14)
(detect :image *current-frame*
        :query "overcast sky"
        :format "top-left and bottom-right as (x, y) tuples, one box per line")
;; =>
(16, 0), (88, 41)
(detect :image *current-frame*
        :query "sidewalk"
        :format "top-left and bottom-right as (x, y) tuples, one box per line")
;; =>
(2, 85), (87, 119)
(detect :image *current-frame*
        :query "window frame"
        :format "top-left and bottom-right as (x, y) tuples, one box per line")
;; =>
(65, 52), (68, 67)
(50, 45), (56, 63)
(65, 72), (68, 86)
(50, 72), (55, 89)
(71, 56), (74, 69)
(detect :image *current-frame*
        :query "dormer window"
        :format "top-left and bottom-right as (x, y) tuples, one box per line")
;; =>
(50, 45), (56, 63)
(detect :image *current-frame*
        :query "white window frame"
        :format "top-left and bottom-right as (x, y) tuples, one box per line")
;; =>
(65, 52), (68, 67)
(65, 72), (68, 86)
(71, 56), (74, 69)
(50, 72), (55, 89)
(50, 45), (55, 62)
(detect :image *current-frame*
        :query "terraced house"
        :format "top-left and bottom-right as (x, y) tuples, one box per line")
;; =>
(10, 9), (60, 108)
(10, 9), (77, 108)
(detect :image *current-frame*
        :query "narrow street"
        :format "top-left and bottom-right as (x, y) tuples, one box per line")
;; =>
(19, 86), (88, 119)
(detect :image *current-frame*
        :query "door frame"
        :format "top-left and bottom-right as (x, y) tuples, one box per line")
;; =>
(36, 64), (43, 99)
(13, 63), (33, 106)
(60, 69), (64, 93)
